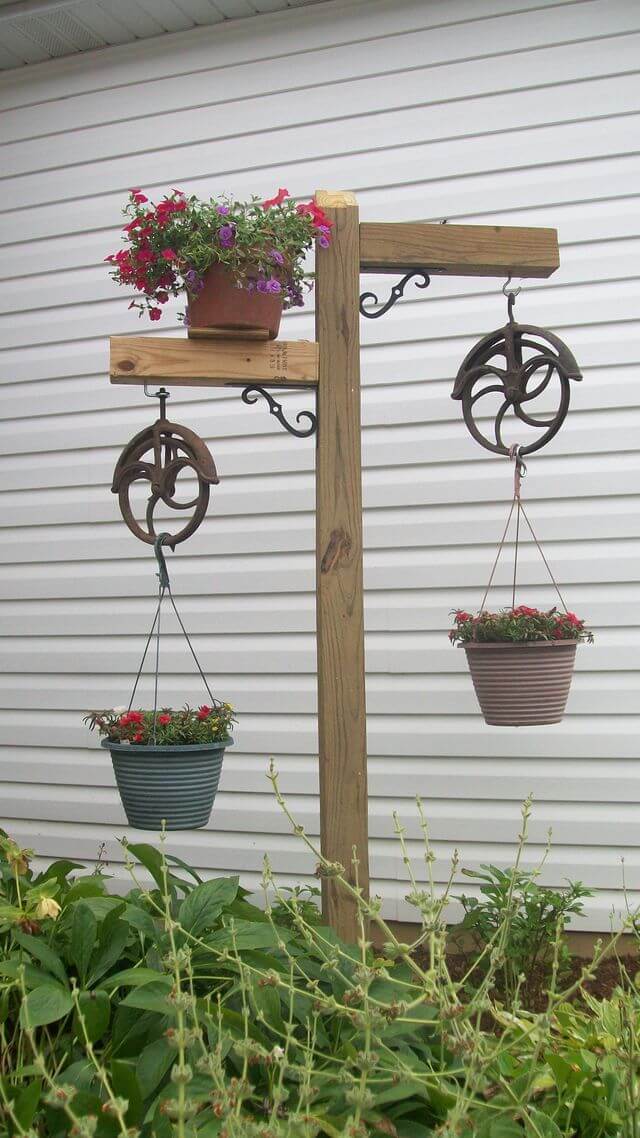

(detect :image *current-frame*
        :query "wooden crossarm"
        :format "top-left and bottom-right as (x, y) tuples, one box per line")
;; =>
(110, 336), (319, 388)
(359, 221), (559, 278)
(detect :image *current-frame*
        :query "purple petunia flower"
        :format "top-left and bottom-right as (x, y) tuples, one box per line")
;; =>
(269, 248), (285, 265)
(217, 204), (230, 215)
(266, 277), (281, 294)
(185, 268), (204, 292)
(256, 278), (269, 294)
(219, 224), (236, 248)
(318, 234), (330, 249)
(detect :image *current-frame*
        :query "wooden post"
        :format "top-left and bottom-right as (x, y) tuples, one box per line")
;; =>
(314, 190), (368, 941)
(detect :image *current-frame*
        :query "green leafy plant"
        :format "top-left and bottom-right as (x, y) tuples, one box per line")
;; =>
(454, 858), (594, 1003)
(449, 605), (594, 644)
(0, 790), (637, 1138)
(105, 187), (333, 321)
(83, 703), (235, 746)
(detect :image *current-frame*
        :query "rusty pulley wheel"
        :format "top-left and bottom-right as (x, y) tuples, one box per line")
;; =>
(452, 290), (582, 457)
(112, 391), (218, 548)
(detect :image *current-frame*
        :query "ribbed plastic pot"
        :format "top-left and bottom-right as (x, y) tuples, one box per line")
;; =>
(103, 737), (232, 830)
(463, 641), (577, 726)
(187, 265), (283, 338)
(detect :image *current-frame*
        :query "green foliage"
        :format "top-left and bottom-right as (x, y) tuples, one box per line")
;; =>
(455, 861), (594, 1001)
(83, 704), (235, 747)
(105, 187), (333, 321)
(0, 792), (637, 1138)
(449, 605), (594, 644)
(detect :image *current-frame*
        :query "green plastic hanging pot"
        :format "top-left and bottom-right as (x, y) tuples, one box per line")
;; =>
(103, 736), (232, 830)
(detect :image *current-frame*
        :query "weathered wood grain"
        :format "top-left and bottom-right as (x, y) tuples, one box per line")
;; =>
(315, 189), (369, 941)
(360, 221), (559, 277)
(110, 336), (318, 387)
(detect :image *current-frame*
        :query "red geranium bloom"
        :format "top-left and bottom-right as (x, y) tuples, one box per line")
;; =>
(158, 713), (171, 725)
(132, 732), (145, 743)
(262, 188), (289, 208)
(128, 711), (144, 724)
(455, 610), (472, 623)
(197, 705), (212, 720)
(513, 605), (539, 617)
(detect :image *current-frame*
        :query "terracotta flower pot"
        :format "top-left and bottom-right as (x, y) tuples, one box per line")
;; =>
(186, 264), (283, 338)
(463, 641), (577, 726)
(103, 736), (232, 830)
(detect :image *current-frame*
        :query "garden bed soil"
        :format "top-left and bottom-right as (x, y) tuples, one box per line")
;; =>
(414, 949), (640, 1011)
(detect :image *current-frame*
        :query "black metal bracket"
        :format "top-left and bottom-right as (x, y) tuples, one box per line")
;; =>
(241, 385), (317, 438)
(359, 271), (431, 318)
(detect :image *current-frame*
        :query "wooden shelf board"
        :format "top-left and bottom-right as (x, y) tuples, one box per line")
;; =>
(110, 335), (319, 388)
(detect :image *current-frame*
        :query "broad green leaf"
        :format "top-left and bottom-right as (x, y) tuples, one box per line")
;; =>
(373, 1081), (429, 1107)
(87, 918), (129, 987)
(524, 1112), (563, 1138)
(122, 903), (157, 940)
(488, 1121), (525, 1138)
(34, 860), (84, 885)
(20, 983), (73, 1028)
(178, 877), (239, 936)
(205, 919), (292, 953)
(63, 878), (107, 904)
(76, 989), (110, 1043)
(250, 982), (283, 1033)
(111, 1059), (144, 1126)
(165, 853), (203, 884)
(121, 981), (174, 1015)
(395, 1123), (433, 1138)
(99, 966), (171, 991)
(11, 1078), (42, 1135)
(125, 843), (190, 895)
(0, 959), (59, 990)
(71, 902), (97, 984)
(13, 931), (68, 986)
(136, 1036), (175, 1099)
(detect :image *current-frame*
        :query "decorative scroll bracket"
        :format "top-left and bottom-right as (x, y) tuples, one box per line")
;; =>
(241, 384), (317, 438)
(359, 270), (431, 318)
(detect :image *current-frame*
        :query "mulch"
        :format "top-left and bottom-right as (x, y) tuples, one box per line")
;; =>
(413, 949), (640, 1011)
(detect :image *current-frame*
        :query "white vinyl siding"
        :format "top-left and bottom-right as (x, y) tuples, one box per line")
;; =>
(0, 0), (639, 928)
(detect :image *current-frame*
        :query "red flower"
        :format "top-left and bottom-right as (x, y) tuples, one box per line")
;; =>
(156, 291), (169, 304)
(118, 714), (130, 727)
(149, 308), (162, 321)
(128, 710), (144, 724)
(296, 201), (334, 229)
(455, 610), (472, 623)
(262, 188), (289, 208)
(563, 611), (582, 627)
(130, 188), (148, 204)
(158, 713), (171, 725)
(197, 705), (212, 720)
(512, 605), (539, 617)
(136, 248), (155, 264)
(132, 732), (145, 743)
(161, 248), (178, 261)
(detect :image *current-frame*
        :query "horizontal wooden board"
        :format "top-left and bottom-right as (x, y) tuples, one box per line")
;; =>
(360, 221), (559, 277)
(110, 336), (318, 386)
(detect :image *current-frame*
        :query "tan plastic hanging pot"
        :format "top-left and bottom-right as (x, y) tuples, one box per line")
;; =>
(454, 448), (592, 728)
(463, 640), (577, 726)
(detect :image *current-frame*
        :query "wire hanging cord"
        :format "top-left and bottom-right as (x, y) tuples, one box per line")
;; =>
(127, 534), (222, 742)
(479, 445), (570, 614)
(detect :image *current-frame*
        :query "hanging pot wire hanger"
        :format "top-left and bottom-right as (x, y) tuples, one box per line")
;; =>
(478, 444), (571, 616)
(126, 535), (223, 745)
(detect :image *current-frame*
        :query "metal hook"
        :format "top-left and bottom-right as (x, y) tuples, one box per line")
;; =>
(502, 275), (522, 298)
(144, 385), (170, 418)
(153, 533), (173, 590)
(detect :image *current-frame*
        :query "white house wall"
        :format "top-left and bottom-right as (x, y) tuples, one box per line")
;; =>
(0, 0), (639, 927)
